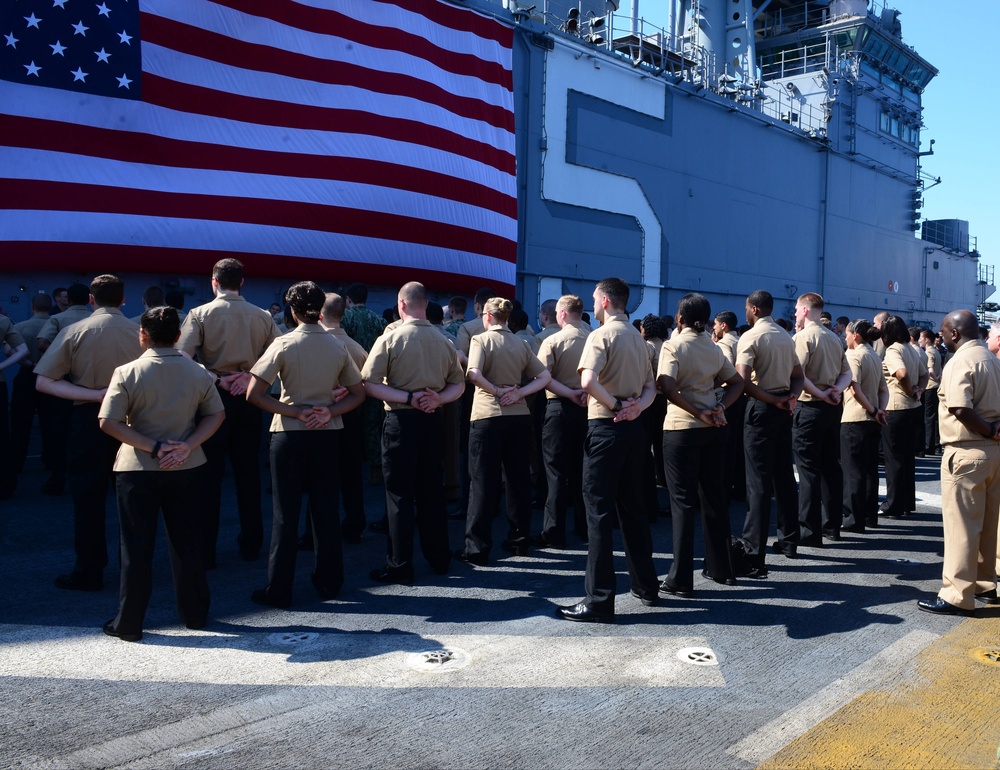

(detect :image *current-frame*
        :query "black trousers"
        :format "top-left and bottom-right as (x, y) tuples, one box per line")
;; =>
(383, 409), (450, 572)
(841, 421), (880, 531)
(465, 415), (533, 558)
(266, 431), (343, 602)
(338, 407), (366, 539)
(641, 393), (667, 517)
(582, 419), (659, 612)
(67, 403), (120, 577)
(200, 388), (264, 562)
(792, 400), (843, 539)
(9, 368), (61, 477)
(113, 467), (210, 634)
(741, 398), (799, 565)
(663, 426), (734, 589)
(723, 393), (747, 503)
(882, 407), (919, 515)
(0, 381), (12, 496)
(923, 388), (940, 452)
(541, 398), (587, 546)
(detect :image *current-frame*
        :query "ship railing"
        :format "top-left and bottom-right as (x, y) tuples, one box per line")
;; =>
(756, 0), (890, 39)
(755, 82), (829, 136)
(759, 38), (830, 80)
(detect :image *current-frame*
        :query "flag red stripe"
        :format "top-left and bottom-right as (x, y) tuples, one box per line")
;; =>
(142, 13), (514, 132)
(0, 241), (514, 294)
(0, 115), (517, 219)
(201, 0), (513, 88)
(0, 179), (517, 260)
(141, 74), (516, 176)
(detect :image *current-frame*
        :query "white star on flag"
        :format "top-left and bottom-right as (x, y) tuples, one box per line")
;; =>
(72, 20), (89, 36)
(24, 60), (41, 76)
(4, 32), (18, 48)
(52, 0), (69, 8)
(95, 47), (110, 63)
(70, 66), (87, 82)
(117, 29), (131, 45)
(116, 72), (131, 89)
(96, 3), (111, 18)
(50, 40), (66, 56)
(24, 14), (42, 29)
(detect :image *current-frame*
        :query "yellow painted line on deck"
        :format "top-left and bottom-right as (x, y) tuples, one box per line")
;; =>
(757, 612), (1000, 770)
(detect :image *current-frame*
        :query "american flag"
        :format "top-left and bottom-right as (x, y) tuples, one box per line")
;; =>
(0, 0), (517, 292)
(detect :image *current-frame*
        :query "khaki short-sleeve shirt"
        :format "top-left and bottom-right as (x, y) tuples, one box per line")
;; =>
(178, 294), (280, 375)
(843, 344), (882, 423)
(515, 329), (541, 355)
(468, 326), (546, 420)
(938, 339), (1000, 445)
(578, 313), (654, 420)
(14, 315), (48, 365)
(794, 320), (850, 403)
(34, 307), (141, 403)
(327, 327), (368, 370)
(250, 324), (363, 431)
(1, 315), (27, 387)
(361, 319), (466, 411)
(456, 316), (487, 356)
(925, 345), (942, 390)
(99, 348), (224, 471)
(735, 315), (797, 393)
(538, 321), (590, 398)
(658, 327), (737, 430)
(716, 331), (739, 366)
(36, 304), (91, 344)
(883, 342), (925, 410)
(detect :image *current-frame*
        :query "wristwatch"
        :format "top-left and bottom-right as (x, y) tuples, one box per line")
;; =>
(151, 440), (162, 458)
(611, 398), (623, 413)
(405, 391), (414, 406)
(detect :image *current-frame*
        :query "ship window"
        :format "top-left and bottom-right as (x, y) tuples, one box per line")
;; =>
(863, 35), (889, 61)
(831, 30), (858, 51)
(905, 62), (931, 88)
(884, 77), (902, 94)
(903, 86), (920, 104)
(880, 111), (891, 132)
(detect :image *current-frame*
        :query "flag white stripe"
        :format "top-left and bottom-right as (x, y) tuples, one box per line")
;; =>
(0, 210), (516, 283)
(146, 0), (513, 107)
(4, 148), (516, 238)
(141, 42), (514, 154)
(1, 83), (515, 193)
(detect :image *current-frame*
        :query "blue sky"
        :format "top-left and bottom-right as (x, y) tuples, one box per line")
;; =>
(635, 0), (996, 290)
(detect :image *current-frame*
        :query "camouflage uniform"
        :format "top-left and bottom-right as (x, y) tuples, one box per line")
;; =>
(342, 305), (388, 469)
(444, 319), (465, 339)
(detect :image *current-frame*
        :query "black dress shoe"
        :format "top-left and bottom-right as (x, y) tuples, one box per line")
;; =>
(311, 573), (341, 600)
(368, 518), (389, 534)
(428, 560), (450, 576)
(341, 532), (363, 545)
(55, 573), (103, 591)
(658, 580), (693, 597)
(500, 538), (529, 557)
(250, 588), (292, 608)
(741, 565), (769, 579)
(975, 588), (1000, 605)
(770, 541), (797, 558)
(531, 533), (565, 550)
(103, 620), (142, 642)
(917, 596), (973, 616)
(701, 570), (738, 586)
(799, 535), (823, 548)
(454, 549), (488, 566)
(41, 475), (65, 496)
(630, 589), (659, 607)
(369, 565), (414, 585)
(822, 528), (841, 541)
(842, 524), (866, 534)
(297, 534), (314, 551)
(555, 602), (615, 623)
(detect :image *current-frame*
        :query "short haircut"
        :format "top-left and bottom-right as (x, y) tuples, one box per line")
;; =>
(539, 298), (558, 322)
(398, 281), (427, 306)
(322, 293), (346, 321)
(715, 310), (738, 330)
(212, 258), (244, 290)
(448, 296), (467, 314)
(881, 316), (910, 346)
(847, 318), (880, 345)
(920, 328), (935, 342)
(52, 287), (67, 297)
(508, 308), (529, 333)
(32, 292), (53, 312)
(676, 293), (711, 332)
(873, 310), (890, 324)
(595, 278), (629, 310)
(284, 281), (325, 323)
(819, 310), (832, 321)
(483, 296), (513, 324)
(165, 289), (185, 310)
(556, 294), (584, 315)
(474, 286), (498, 308)
(66, 283), (90, 306)
(426, 300), (444, 325)
(909, 326), (922, 342)
(90, 274), (124, 307)
(836, 316), (850, 328)
(640, 313), (668, 339)
(662, 314), (674, 328)
(140, 306), (181, 347)
(345, 282), (368, 304)
(142, 285), (165, 308)
(797, 292), (824, 310)
(747, 290), (774, 315)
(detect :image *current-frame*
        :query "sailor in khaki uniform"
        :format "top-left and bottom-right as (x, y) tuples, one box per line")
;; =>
(536, 294), (590, 549)
(459, 297), (551, 564)
(247, 282), (365, 608)
(918, 310), (1000, 616)
(557, 278), (659, 624)
(735, 290), (804, 577)
(9, 293), (51, 490)
(35, 274), (142, 591)
(178, 258), (281, 565)
(920, 328), (943, 454)
(98, 307), (225, 642)
(361, 282), (466, 584)
(0, 313), (29, 499)
(791, 293), (852, 545)
(714, 310), (746, 504)
(35, 282), (91, 355)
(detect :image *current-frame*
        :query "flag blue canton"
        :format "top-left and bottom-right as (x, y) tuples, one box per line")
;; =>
(1, 0), (140, 98)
